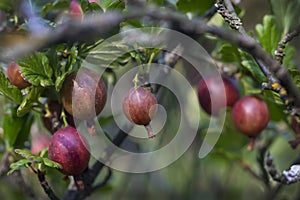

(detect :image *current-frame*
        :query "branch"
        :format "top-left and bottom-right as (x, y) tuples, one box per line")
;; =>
(1, 2), (299, 109)
(37, 170), (60, 200)
(275, 26), (300, 64)
(92, 168), (112, 191)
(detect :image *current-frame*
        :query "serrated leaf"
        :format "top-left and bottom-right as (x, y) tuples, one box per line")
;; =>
(43, 158), (62, 169)
(255, 15), (280, 56)
(217, 44), (241, 63)
(7, 159), (31, 175)
(86, 41), (130, 68)
(240, 52), (267, 83)
(18, 53), (53, 87)
(53, 46), (78, 92)
(0, 72), (22, 103)
(15, 149), (44, 162)
(3, 105), (29, 148)
(17, 87), (43, 117)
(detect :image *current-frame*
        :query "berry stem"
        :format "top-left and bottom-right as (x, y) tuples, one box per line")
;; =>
(247, 137), (256, 151)
(145, 124), (155, 138)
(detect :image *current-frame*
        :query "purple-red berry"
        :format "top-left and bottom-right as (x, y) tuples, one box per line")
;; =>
(61, 68), (107, 120)
(123, 86), (157, 137)
(48, 126), (90, 176)
(7, 62), (31, 89)
(69, 0), (83, 20)
(197, 75), (239, 116)
(232, 95), (269, 137)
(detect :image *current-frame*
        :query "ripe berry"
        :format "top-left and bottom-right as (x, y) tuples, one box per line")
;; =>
(7, 62), (31, 89)
(61, 68), (107, 120)
(69, 0), (83, 20)
(48, 126), (90, 176)
(232, 95), (270, 150)
(197, 75), (239, 116)
(123, 86), (157, 138)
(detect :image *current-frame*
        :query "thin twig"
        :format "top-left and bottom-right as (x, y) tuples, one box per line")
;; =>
(37, 170), (60, 200)
(92, 168), (112, 191)
(275, 26), (300, 64)
(0, 152), (11, 177)
(1, 3), (299, 108)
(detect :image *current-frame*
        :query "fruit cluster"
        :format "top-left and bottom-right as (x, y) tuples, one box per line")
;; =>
(197, 74), (270, 150)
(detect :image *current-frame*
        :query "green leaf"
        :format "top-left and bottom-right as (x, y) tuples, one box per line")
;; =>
(18, 53), (53, 87)
(14, 113), (34, 148)
(261, 92), (287, 122)
(217, 44), (241, 63)
(41, 1), (69, 17)
(43, 158), (62, 169)
(86, 41), (130, 68)
(98, 0), (120, 11)
(176, 0), (214, 14)
(240, 52), (267, 83)
(288, 69), (300, 90)
(3, 105), (32, 148)
(7, 159), (31, 175)
(7, 149), (62, 175)
(0, 72), (22, 103)
(255, 15), (280, 56)
(271, 0), (300, 34)
(283, 44), (296, 68)
(54, 46), (78, 92)
(17, 87), (43, 117)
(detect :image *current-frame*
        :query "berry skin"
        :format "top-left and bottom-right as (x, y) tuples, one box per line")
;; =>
(123, 86), (157, 137)
(61, 68), (107, 120)
(7, 62), (31, 89)
(197, 75), (239, 116)
(48, 126), (90, 176)
(232, 95), (270, 137)
(69, 0), (83, 20)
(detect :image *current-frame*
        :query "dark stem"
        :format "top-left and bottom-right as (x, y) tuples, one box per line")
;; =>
(275, 26), (300, 64)
(145, 124), (155, 138)
(37, 170), (60, 200)
(92, 168), (112, 191)
(0, 152), (11, 177)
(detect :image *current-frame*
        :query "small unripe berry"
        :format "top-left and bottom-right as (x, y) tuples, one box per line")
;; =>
(61, 68), (107, 120)
(197, 75), (239, 116)
(48, 126), (90, 176)
(123, 86), (157, 137)
(7, 62), (31, 89)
